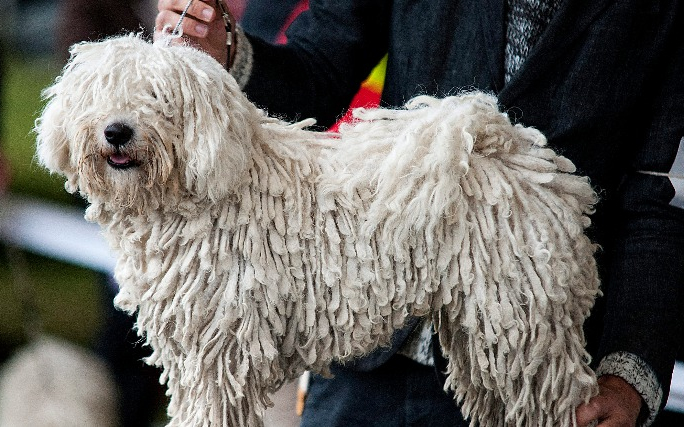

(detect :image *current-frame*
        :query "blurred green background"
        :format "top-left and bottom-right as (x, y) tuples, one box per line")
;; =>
(0, 52), (103, 361)
(0, 4), (168, 424)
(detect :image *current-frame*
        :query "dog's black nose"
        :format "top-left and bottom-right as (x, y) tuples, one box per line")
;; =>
(104, 123), (133, 146)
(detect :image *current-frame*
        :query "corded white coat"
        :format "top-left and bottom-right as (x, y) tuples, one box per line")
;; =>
(36, 35), (600, 427)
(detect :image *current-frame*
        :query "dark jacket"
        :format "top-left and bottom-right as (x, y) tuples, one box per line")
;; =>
(242, 0), (684, 408)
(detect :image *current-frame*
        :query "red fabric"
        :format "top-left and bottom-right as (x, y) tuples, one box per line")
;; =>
(328, 85), (381, 132)
(275, 0), (310, 45)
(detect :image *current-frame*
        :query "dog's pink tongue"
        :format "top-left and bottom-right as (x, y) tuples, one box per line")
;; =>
(109, 153), (131, 165)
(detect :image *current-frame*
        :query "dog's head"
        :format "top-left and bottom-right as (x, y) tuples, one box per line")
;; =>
(36, 35), (257, 210)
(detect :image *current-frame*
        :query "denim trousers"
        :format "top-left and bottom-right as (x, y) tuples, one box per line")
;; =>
(300, 354), (468, 427)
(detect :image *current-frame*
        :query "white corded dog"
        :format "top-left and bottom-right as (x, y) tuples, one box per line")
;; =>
(36, 34), (600, 426)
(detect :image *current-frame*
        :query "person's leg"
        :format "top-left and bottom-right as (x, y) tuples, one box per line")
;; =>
(301, 354), (467, 427)
(94, 276), (164, 427)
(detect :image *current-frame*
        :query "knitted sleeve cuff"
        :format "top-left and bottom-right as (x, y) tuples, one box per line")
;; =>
(228, 26), (253, 90)
(596, 351), (663, 426)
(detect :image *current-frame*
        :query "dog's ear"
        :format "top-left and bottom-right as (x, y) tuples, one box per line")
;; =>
(174, 51), (256, 201)
(35, 87), (79, 192)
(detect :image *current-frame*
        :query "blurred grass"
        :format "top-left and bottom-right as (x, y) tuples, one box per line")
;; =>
(0, 250), (103, 350)
(3, 56), (71, 202)
(1, 54), (102, 358)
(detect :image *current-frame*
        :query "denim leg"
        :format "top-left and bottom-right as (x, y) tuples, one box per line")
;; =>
(301, 355), (468, 427)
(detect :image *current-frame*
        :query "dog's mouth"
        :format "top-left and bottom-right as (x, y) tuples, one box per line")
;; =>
(106, 152), (139, 169)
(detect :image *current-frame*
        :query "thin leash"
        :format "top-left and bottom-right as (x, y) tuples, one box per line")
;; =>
(164, 0), (235, 65)
(170, 0), (194, 38)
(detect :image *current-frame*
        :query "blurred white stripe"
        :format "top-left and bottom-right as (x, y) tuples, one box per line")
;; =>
(0, 194), (116, 273)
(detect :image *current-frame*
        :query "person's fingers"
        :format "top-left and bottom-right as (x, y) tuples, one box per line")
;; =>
(576, 399), (602, 427)
(576, 376), (642, 427)
(155, 10), (211, 38)
(154, 0), (230, 65)
(155, 0), (219, 36)
(158, 0), (216, 22)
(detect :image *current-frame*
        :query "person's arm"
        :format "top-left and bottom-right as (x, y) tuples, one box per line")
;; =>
(240, 0), (304, 42)
(577, 15), (684, 426)
(156, 0), (390, 127)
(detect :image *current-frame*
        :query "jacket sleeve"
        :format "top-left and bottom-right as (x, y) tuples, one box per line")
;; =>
(236, 0), (391, 128)
(595, 17), (684, 423)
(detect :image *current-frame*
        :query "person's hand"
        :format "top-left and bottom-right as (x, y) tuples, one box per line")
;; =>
(155, 0), (235, 67)
(576, 375), (643, 427)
